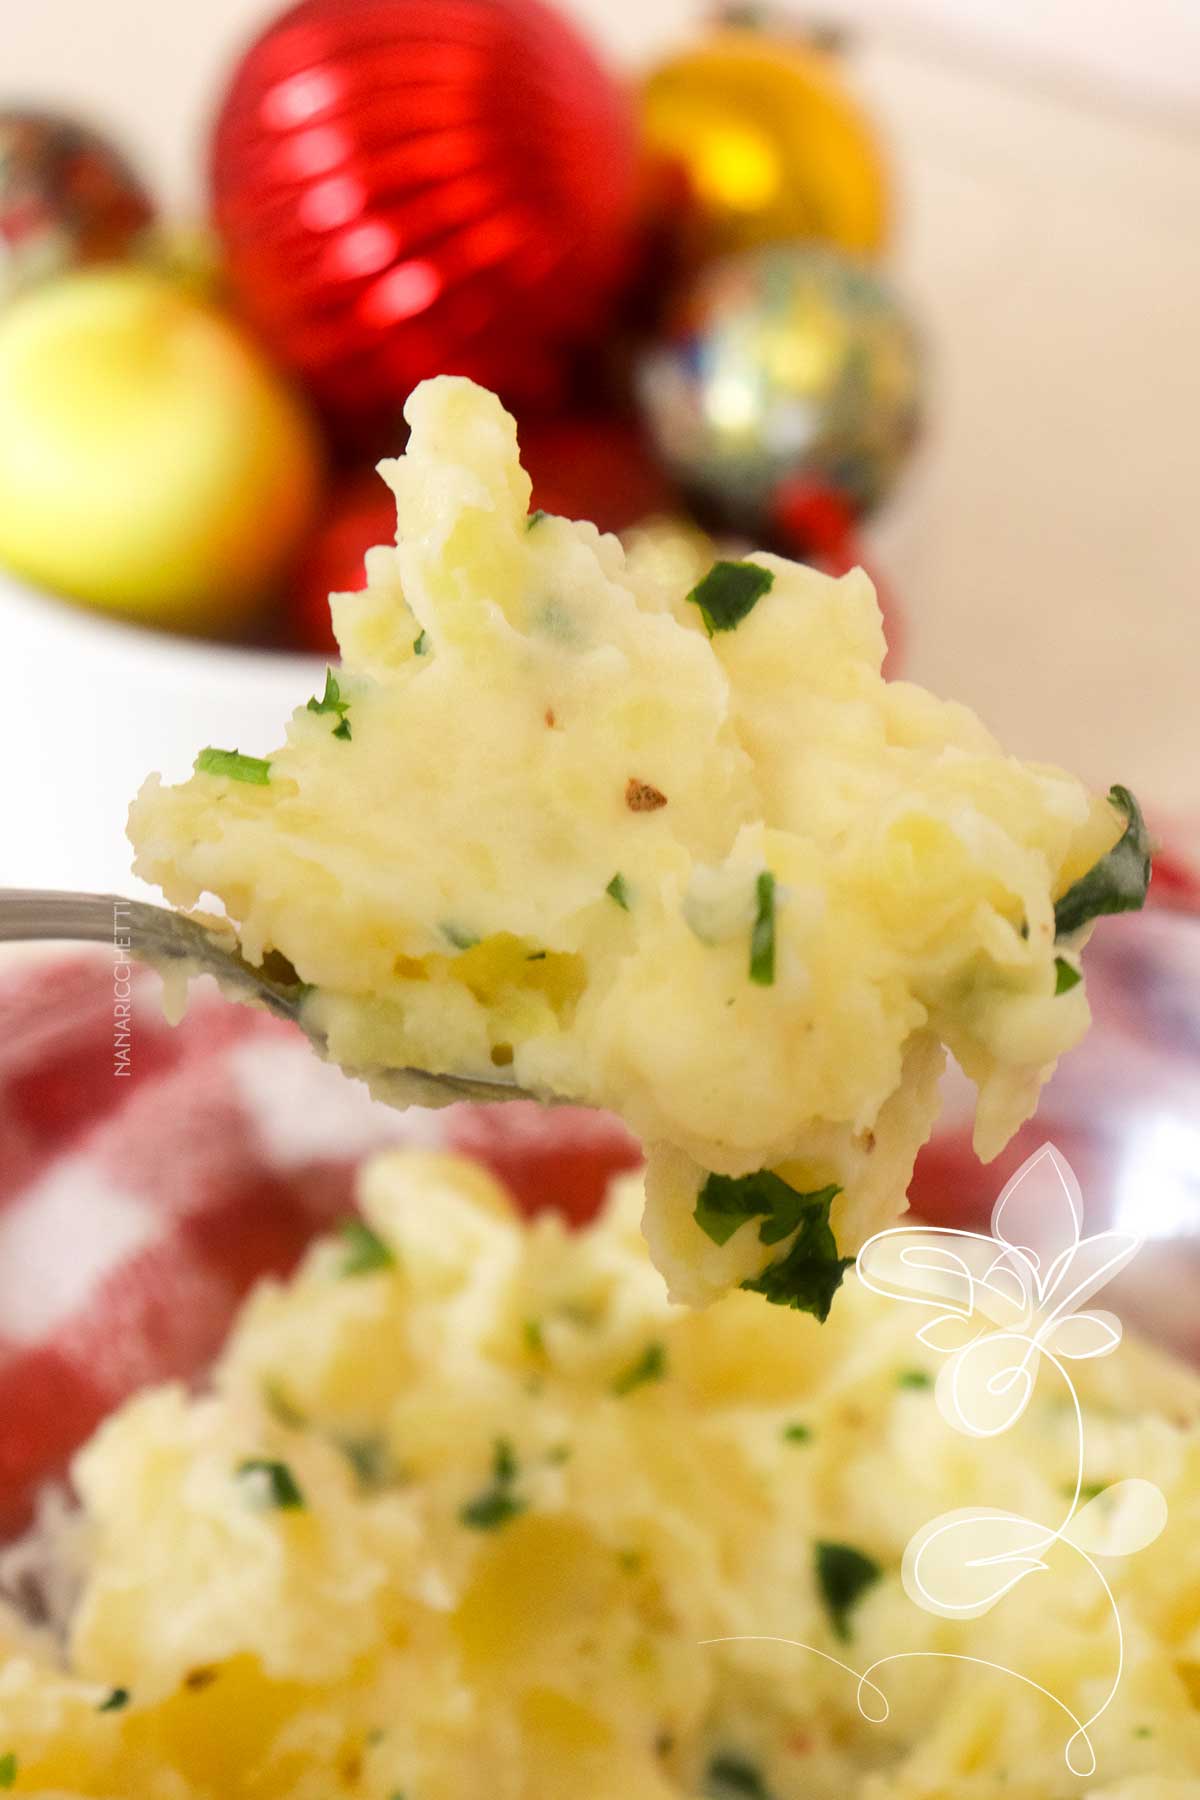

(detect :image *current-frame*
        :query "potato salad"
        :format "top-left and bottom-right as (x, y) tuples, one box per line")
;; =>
(2, 1152), (1197, 1800)
(129, 377), (1150, 1312)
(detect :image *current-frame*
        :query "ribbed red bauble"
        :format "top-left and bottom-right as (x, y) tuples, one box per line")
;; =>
(210, 0), (640, 439)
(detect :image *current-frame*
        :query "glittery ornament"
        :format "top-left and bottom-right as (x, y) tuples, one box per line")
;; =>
(0, 110), (154, 306)
(209, 0), (640, 441)
(637, 244), (923, 525)
(642, 29), (889, 265)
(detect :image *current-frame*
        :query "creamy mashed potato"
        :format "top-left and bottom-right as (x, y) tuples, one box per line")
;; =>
(129, 376), (1144, 1309)
(1, 1152), (1198, 1799)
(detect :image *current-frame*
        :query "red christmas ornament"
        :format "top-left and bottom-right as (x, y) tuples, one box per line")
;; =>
(286, 467), (397, 652)
(0, 109), (155, 306)
(210, 0), (640, 440)
(517, 413), (678, 536)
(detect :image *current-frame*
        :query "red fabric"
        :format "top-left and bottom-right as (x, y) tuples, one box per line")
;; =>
(0, 956), (638, 1538)
(3, 893), (1197, 1537)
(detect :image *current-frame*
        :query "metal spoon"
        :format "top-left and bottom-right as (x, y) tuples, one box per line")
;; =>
(0, 888), (536, 1107)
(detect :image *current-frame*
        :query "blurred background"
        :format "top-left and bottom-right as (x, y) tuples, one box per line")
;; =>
(1, 0), (1198, 897)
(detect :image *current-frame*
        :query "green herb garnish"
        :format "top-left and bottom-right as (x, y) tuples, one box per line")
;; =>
(749, 870), (776, 986)
(0, 1754), (15, 1789)
(704, 1751), (773, 1798)
(338, 1217), (395, 1277)
(339, 1436), (391, 1489)
(460, 1492), (524, 1535)
(460, 1438), (526, 1531)
(815, 1540), (882, 1640)
(782, 1422), (812, 1443)
(306, 667), (352, 741)
(1054, 955), (1082, 994)
(730, 1183), (850, 1320)
(1062, 1479), (1107, 1503)
(687, 560), (775, 635)
(441, 922), (480, 951)
(612, 1341), (667, 1396)
(897, 1369), (932, 1390)
(694, 1169), (841, 1250)
(523, 1318), (545, 1356)
(262, 1379), (306, 1429)
(98, 1688), (130, 1713)
(194, 747), (271, 784)
(526, 509), (548, 531)
(1054, 785), (1151, 938)
(236, 1458), (306, 1511)
(605, 872), (631, 911)
(413, 629), (428, 655)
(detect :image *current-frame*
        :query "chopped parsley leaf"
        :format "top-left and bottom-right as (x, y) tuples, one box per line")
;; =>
(749, 870), (776, 985)
(815, 1540), (882, 1640)
(526, 509), (548, 530)
(460, 1438), (526, 1531)
(338, 1217), (395, 1276)
(98, 1687), (130, 1713)
(194, 746), (270, 784)
(1134, 1726), (1153, 1739)
(0, 1754), (15, 1789)
(739, 1188), (851, 1320)
(460, 1486), (523, 1532)
(545, 1442), (572, 1465)
(339, 1435), (391, 1489)
(704, 1751), (773, 1798)
(306, 668), (351, 740)
(612, 1341), (667, 1396)
(523, 1318), (545, 1356)
(1054, 955), (1082, 994)
(687, 560), (775, 635)
(413, 629), (428, 655)
(897, 1369), (932, 1390)
(526, 950), (547, 961)
(1054, 785), (1151, 937)
(262, 1379), (306, 1428)
(441, 922), (480, 951)
(1062, 1479), (1107, 1503)
(236, 1458), (306, 1511)
(694, 1168), (842, 1250)
(782, 1422), (812, 1444)
(605, 872), (631, 910)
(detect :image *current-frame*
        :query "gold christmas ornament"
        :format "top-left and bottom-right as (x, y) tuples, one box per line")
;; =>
(642, 29), (890, 261)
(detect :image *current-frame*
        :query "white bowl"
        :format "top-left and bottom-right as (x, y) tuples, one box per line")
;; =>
(3, 570), (325, 896)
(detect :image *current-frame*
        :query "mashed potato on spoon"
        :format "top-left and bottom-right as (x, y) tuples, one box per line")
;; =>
(128, 377), (1149, 1312)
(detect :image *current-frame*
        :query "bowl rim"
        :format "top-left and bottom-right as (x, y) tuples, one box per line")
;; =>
(2, 564), (326, 687)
